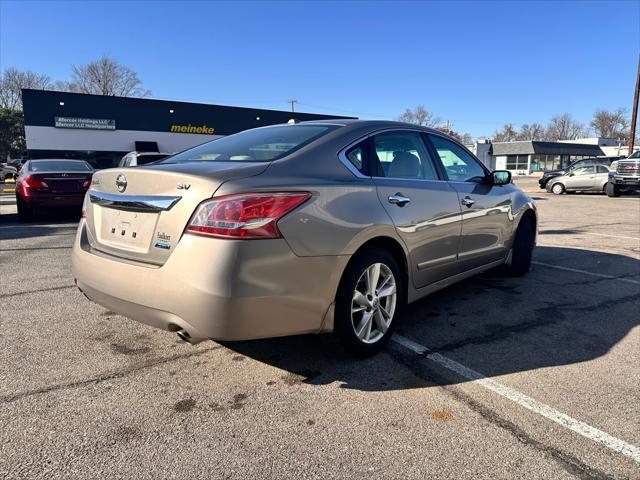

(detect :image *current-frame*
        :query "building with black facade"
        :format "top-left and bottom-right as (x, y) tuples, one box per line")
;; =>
(22, 89), (352, 169)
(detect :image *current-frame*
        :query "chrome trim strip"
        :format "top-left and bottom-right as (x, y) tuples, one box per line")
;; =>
(417, 254), (458, 270)
(336, 126), (488, 181)
(89, 191), (181, 212)
(457, 245), (506, 259)
(337, 127), (429, 179)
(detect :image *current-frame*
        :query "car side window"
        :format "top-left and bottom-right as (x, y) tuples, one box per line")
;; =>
(372, 131), (438, 180)
(596, 165), (609, 174)
(429, 135), (486, 183)
(573, 166), (594, 175)
(345, 144), (366, 174)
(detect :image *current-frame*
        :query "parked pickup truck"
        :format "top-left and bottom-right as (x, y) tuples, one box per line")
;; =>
(605, 151), (640, 197)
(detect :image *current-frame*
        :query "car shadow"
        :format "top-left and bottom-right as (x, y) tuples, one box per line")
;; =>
(0, 211), (80, 241)
(221, 246), (639, 391)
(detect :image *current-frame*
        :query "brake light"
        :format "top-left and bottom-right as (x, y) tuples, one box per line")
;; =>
(185, 192), (311, 239)
(21, 175), (49, 191)
(82, 178), (91, 190)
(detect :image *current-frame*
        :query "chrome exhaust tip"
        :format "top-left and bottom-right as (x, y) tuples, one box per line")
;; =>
(176, 329), (204, 345)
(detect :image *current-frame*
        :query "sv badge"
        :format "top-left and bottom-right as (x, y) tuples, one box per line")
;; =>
(177, 183), (191, 190)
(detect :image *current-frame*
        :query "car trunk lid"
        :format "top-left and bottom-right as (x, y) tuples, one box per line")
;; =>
(84, 162), (269, 265)
(32, 172), (92, 194)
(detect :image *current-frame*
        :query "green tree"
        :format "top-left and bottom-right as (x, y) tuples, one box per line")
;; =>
(0, 109), (26, 161)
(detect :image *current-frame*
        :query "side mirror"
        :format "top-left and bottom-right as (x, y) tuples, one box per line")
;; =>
(492, 170), (511, 186)
(569, 173), (575, 177)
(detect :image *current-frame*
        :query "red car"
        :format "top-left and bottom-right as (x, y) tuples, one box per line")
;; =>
(16, 159), (93, 222)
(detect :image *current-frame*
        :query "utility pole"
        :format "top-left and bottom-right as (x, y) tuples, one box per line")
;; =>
(287, 99), (298, 113)
(629, 54), (639, 156)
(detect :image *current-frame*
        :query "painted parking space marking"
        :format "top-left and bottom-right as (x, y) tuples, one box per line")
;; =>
(579, 232), (640, 241)
(391, 334), (640, 464)
(531, 261), (640, 285)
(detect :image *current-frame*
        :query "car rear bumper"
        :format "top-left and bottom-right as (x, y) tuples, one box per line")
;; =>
(21, 193), (85, 209)
(72, 220), (348, 341)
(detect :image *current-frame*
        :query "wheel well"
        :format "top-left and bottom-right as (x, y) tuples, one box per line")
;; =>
(341, 236), (409, 301)
(520, 209), (537, 240)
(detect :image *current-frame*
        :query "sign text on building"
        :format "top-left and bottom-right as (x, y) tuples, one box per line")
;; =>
(170, 124), (215, 134)
(54, 117), (116, 130)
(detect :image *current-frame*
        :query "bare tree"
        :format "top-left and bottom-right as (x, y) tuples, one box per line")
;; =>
(517, 122), (545, 141)
(0, 68), (53, 110)
(545, 113), (584, 141)
(460, 132), (474, 145)
(68, 56), (150, 97)
(590, 108), (629, 139)
(397, 105), (441, 127)
(492, 123), (518, 142)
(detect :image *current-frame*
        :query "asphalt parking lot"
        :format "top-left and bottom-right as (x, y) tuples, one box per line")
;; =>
(1, 181), (639, 479)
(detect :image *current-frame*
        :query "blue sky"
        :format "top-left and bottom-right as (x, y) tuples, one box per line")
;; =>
(1, 0), (638, 138)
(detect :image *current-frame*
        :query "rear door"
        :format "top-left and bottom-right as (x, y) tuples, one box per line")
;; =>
(593, 165), (611, 191)
(427, 133), (512, 270)
(369, 130), (462, 288)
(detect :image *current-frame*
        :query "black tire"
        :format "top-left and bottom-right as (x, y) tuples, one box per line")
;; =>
(16, 196), (33, 222)
(605, 182), (620, 197)
(551, 183), (565, 195)
(505, 217), (534, 277)
(334, 248), (404, 356)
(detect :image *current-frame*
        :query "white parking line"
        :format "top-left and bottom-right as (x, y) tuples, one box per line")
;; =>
(531, 261), (640, 285)
(582, 232), (640, 241)
(392, 334), (640, 464)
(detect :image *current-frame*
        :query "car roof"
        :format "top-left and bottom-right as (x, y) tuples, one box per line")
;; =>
(296, 119), (441, 132)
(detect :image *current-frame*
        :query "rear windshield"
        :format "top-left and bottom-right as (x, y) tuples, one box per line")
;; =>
(28, 161), (92, 172)
(137, 154), (169, 165)
(160, 125), (338, 164)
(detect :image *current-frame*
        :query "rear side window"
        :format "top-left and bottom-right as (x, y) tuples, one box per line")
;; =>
(372, 131), (439, 180)
(345, 144), (365, 173)
(596, 165), (609, 173)
(160, 125), (338, 164)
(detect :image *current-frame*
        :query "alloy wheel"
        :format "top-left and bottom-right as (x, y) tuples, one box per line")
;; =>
(351, 263), (397, 344)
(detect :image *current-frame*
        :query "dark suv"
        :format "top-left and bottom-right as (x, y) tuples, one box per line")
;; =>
(538, 157), (617, 189)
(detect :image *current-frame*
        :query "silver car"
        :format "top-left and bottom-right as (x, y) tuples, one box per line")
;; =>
(546, 164), (611, 195)
(72, 120), (537, 355)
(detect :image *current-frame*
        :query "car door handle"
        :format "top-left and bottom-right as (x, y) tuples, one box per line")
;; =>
(461, 196), (475, 207)
(388, 193), (411, 206)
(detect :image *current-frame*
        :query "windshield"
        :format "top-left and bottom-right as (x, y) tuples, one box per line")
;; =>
(628, 151), (640, 159)
(28, 160), (92, 172)
(160, 125), (338, 164)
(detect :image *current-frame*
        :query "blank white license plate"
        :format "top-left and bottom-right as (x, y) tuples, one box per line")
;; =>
(98, 208), (159, 252)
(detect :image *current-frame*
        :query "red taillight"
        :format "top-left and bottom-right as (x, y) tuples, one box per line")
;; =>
(20, 175), (49, 193)
(82, 178), (91, 190)
(185, 192), (311, 239)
